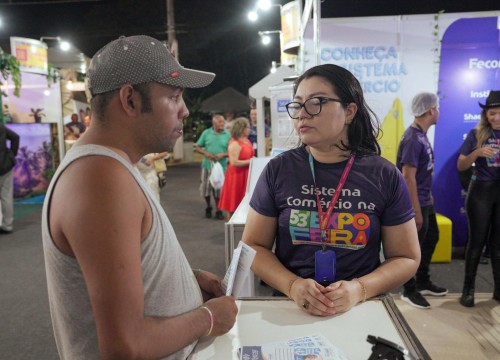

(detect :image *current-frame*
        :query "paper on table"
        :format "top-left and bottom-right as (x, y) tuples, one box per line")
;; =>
(239, 333), (350, 360)
(222, 241), (256, 297)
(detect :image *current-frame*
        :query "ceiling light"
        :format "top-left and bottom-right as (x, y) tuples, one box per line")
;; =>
(248, 11), (258, 22)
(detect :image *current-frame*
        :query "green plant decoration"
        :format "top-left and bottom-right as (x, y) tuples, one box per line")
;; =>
(46, 63), (59, 88)
(0, 47), (22, 97)
(432, 10), (446, 65)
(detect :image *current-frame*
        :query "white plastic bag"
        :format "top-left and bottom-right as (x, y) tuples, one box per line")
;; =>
(209, 161), (225, 190)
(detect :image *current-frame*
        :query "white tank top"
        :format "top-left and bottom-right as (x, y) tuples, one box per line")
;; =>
(41, 144), (203, 359)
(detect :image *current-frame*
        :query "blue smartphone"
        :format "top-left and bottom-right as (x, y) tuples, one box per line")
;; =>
(314, 249), (336, 285)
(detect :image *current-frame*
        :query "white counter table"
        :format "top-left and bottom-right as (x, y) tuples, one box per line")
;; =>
(189, 297), (429, 360)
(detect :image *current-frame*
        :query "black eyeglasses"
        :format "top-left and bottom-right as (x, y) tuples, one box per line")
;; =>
(285, 97), (346, 119)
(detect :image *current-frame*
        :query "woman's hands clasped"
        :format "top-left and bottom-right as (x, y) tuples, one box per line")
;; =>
(289, 278), (365, 316)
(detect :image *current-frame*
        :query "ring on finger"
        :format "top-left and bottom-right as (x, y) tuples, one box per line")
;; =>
(302, 300), (309, 310)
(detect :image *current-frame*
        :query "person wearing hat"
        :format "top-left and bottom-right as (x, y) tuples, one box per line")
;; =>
(397, 92), (448, 309)
(41, 35), (237, 359)
(457, 89), (500, 307)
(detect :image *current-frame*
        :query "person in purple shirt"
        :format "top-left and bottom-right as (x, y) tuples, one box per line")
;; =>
(396, 92), (448, 309)
(457, 90), (500, 307)
(242, 64), (420, 316)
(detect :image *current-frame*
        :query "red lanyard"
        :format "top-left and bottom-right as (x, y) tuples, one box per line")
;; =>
(308, 152), (356, 244)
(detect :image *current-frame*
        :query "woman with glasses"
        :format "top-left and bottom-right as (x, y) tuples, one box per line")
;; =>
(242, 64), (419, 315)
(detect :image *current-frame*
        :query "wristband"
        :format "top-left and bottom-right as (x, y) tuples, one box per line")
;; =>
(353, 278), (367, 303)
(200, 306), (214, 336)
(287, 277), (299, 299)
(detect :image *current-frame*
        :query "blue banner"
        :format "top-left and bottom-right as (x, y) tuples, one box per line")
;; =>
(434, 17), (500, 246)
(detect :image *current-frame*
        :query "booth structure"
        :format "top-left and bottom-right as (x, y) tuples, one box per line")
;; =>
(224, 157), (271, 269)
(249, 65), (297, 158)
(2, 37), (90, 203)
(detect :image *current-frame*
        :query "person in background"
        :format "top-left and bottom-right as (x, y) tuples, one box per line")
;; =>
(242, 64), (420, 316)
(396, 92), (448, 309)
(218, 117), (254, 220)
(224, 111), (236, 132)
(79, 108), (86, 122)
(41, 35), (237, 360)
(0, 124), (19, 234)
(83, 114), (92, 129)
(65, 113), (86, 138)
(457, 90), (500, 307)
(248, 108), (270, 157)
(194, 114), (230, 220)
(136, 152), (169, 200)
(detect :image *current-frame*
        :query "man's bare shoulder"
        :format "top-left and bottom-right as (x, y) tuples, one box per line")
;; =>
(49, 154), (148, 255)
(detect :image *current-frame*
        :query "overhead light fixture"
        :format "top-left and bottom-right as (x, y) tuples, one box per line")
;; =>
(247, 0), (282, 22)
(258, 30), (282, 46)
(248, 10), (258, 22)
(40, 36), (71, 51)
(60, 41), (71, 51)
(258, 0), (272, 11)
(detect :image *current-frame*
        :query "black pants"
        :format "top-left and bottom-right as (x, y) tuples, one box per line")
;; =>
(464, 181), (500, 284)
(404, 205), (439, 292)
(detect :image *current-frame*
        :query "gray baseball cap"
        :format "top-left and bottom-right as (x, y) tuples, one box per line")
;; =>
(87, 35), (215, 96)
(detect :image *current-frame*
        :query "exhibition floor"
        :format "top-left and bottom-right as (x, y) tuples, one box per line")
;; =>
(0, 162), (496, 359)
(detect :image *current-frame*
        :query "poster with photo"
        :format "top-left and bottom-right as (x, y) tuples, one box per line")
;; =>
(6, 123), (54, 202)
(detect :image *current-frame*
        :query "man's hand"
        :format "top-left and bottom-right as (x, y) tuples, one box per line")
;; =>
(196, 271), (224, 301)
(205, 151), (214, 161)
(203, 296), (238, 336)
(214, 153), (226, 161)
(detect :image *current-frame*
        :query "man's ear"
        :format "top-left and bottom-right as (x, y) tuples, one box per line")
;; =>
(118, 85), (139, 116)
(345, 102), (358, 124)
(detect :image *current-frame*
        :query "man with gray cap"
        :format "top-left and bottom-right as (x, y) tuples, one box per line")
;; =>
(41, 35), (237, 359)
(396, 92), (448, 309)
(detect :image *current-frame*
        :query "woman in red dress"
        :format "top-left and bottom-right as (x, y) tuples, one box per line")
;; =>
(218, 117), (255, 219)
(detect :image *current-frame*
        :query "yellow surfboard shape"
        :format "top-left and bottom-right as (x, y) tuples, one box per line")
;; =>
(379, 98), (404, 165)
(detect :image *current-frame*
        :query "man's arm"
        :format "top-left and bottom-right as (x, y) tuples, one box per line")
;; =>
(401, 164), (422, 230)
(194, 143), (214, 161)
(50, 156), (236, 359)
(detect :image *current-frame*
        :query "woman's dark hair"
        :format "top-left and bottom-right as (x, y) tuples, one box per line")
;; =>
(293, 64), (381, 155)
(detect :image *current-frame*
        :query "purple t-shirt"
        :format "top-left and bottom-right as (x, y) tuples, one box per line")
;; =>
(250, 146), (414, 281)
(460, 129), (500, 181)
(249, 124), (270, 156)
(396, 126), (434, 207)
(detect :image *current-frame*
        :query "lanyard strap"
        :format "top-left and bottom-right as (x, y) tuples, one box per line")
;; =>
(308, 152), (356, 240)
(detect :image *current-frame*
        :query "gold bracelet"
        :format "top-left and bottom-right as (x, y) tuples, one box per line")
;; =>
(200, 306), (214, 336)
(193, 269), (203, 278)
(287, 277), (300, 299)
(353, 278), (367, 303)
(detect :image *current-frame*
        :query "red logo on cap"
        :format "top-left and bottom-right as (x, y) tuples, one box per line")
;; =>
(170, 72), (179, 78)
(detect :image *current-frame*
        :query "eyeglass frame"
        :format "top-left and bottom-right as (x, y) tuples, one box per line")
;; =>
(285, 96), (347, 119)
